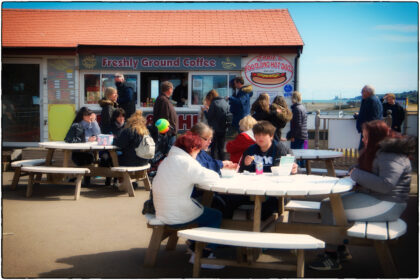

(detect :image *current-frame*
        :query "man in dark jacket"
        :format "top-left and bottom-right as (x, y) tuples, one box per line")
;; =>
(228, 77), (253, 132)
(382, 93), (405, 132)
(153, 81), (178, 148)
(172, 76), (188, 107)
(115, 73), (135, 118)
(206, 94), (231, 160)
(354, 85), (382, 149)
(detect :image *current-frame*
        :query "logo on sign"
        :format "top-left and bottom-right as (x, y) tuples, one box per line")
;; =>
(82, 55), (97, 69)
(284, 84), (293, 93)
(244, 55), (294, 89)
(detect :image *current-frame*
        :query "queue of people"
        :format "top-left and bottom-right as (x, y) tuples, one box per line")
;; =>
(63, 78), (414, 271)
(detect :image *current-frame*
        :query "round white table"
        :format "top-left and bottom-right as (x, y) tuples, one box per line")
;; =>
(39, 141), (119, 167)
(199, 173), (354, 232)
(292, 149), (343, 177)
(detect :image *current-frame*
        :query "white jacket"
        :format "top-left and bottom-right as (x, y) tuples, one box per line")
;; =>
(152, 146), (220, 225)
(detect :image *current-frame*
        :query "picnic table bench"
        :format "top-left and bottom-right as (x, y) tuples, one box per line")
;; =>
(21, 166), (90, 200)
(178, 227), (325, 277)
(347, 218), (407, 277)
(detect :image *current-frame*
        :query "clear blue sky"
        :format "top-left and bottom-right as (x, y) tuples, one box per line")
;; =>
(3, 1), (418, 100)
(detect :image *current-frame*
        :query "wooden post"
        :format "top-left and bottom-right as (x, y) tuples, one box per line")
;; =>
(402, 110), (408, 135)
(314, 110), (320, 150)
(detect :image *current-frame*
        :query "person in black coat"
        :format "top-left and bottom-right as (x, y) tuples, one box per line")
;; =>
(204, 89), (231, 160)
(98, 87), (119, 132)
(102, 108), (125, 138)
(115, 73), (136, 119)
(287, 91), (308, 167)
(113, 110), (149, 167)
(382, 93), (405, 132)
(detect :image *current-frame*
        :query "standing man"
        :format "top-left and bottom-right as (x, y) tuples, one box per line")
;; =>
(382, 93), (405, 132)
(354, 85), (382, 149)
(115, 73), (135, 118)
(153, 81), (178, 148)
(172, 76), (188, 107)
(228, 77), (253, 132)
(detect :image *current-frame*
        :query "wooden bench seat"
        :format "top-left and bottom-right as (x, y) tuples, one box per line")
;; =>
(178, 227), (325, 277)
(111, 164), (151, 197)
(10, 159), (47, 190)
(347, 219), (407, 277)
(21, 166), (90, 200)
(144, 213), (195, 267)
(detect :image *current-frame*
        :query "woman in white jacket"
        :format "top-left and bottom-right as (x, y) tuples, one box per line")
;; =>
(152, 131), (224, 268)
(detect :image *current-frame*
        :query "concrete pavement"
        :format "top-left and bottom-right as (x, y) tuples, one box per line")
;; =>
(1, 171), (418, 278)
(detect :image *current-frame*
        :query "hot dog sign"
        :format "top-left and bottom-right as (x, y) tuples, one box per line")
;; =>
(244, 55), (294, 89)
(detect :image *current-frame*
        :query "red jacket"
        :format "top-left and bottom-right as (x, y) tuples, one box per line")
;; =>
(226, 130), (256, 163)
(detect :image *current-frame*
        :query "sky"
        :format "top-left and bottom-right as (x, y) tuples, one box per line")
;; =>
(2, 1), (418, 100)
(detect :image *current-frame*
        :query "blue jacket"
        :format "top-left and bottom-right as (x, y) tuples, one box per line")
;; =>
(228, 85), (253, 130)
(356, 95), (383, 133)
(196, 150), (223, 175)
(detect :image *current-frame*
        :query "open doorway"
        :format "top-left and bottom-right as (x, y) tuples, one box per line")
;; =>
(140, 72), (188, 107)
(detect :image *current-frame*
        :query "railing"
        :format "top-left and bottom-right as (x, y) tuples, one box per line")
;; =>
(312, 109), (418, 168)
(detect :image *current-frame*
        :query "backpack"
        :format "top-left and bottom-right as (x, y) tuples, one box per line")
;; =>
(135, 134), (156, 159)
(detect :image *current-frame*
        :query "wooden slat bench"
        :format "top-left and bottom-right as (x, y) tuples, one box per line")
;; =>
(144, 213), (195, 267)
(111, 164), (151, 197)
(178, 227), (325, 277)
(347, 219), (407, 277)
(285, 200), (321, 223)
(10, 159), (47, 190)
(21, 166), (90, 200)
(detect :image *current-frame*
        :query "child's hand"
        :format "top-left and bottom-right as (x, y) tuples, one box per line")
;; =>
(244, 155), (254, 166)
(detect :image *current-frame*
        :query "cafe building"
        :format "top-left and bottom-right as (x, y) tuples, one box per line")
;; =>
(2, 8), (303, 147)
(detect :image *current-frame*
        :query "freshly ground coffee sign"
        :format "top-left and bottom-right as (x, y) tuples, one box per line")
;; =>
(80, 55), (241, 71)
(245, 55), (294, 89)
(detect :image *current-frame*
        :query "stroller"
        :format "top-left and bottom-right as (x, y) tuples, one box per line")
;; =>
(147, 125), (171, 179)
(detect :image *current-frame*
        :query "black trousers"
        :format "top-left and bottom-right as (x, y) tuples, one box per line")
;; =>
(210, 131), (226, 160)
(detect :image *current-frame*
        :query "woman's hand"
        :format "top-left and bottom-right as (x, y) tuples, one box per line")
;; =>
(88, 135), (96, 142)
(90, 113), (97, 122)
(244, 155), (254, 166)
(291, 163), (298, 174)
(222, 161), (237, 169)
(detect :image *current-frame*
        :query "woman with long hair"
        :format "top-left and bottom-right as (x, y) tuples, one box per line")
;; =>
(98, 87), (119, 132)
(310, 120), (416, 271)
(250, 93), (271, 121)
(113, 110), (150, 167)
(270, 95), (293, 141)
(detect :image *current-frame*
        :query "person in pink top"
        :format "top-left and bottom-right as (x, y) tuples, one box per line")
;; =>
(226, 115), (257, 163)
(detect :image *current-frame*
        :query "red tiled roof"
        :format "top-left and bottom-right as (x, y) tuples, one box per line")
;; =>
(2, 9), (303, 48)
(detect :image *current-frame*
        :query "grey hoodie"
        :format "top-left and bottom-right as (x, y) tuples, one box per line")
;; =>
(350, 137), (415, 203)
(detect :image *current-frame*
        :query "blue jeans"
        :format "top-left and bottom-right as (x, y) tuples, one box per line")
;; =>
(291, 138), (306, 167)
(170, 207), (222, 250)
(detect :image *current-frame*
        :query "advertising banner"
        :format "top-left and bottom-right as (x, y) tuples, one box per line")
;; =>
(80, 55), (241, 71)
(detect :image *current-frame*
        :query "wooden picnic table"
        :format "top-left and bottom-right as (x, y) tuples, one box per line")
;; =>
(292, 149), (343, 177)
(198, 173), (355, 244)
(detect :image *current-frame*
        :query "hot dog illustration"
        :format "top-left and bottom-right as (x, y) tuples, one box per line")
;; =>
(251, 72), (287, 85)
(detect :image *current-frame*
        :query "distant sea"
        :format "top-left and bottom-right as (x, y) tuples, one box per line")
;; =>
(303, 99), (343, 103)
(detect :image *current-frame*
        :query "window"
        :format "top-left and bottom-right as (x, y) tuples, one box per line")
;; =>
(191, 73), (237, 105)
(82, 73), (138, 105)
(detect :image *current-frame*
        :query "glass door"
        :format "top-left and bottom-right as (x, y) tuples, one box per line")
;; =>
(2, 63), (41, 143)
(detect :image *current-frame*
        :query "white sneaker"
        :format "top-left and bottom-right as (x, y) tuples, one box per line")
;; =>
(189, 252), (225, 270)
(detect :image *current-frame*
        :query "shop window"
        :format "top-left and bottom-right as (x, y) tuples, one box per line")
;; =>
(191, 74), (228, 105)
(83, 73), (138, 105)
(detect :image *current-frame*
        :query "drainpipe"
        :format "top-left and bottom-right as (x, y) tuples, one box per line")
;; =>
(293, 47), (302, 91)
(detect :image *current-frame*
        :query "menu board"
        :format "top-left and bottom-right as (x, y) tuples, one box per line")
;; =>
(47, 59), (76, 104)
